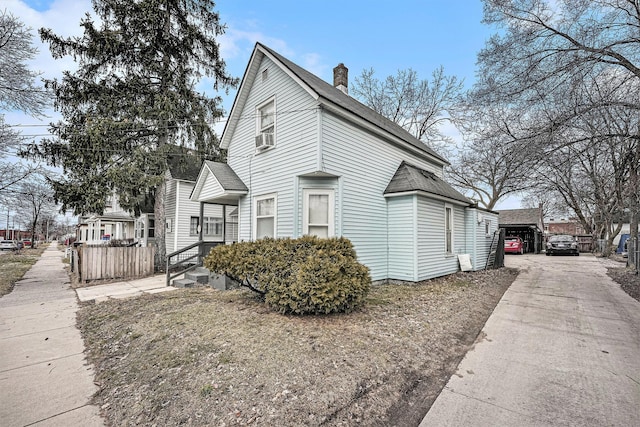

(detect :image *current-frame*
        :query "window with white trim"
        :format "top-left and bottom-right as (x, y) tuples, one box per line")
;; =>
(255, 194), (276, 239)
(255, 98), (275, 150)
(203, 217), (223, 237)
(445, 205), (453, 254)
(190, 216), (223, 237)
(303, 189), (335, 238)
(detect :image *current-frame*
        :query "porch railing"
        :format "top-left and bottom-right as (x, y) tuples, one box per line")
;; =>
(165, 241), (224, 286)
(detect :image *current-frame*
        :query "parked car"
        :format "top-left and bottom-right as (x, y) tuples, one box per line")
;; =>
(0, 240), (17, 251)
(546, 234), (579, 256)
(21, 239), (33, 248)
(504, 236), (525, 254)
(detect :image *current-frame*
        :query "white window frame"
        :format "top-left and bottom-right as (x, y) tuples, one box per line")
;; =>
(203, 217), (223, 238)
(302, 189), (335, 238)
(253, 193), (277, 240)
(445, 204), (454, 255)
(255, 97), (276, 151)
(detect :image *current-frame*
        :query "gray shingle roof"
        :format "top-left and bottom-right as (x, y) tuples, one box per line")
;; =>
(384, 161), (471, 204)
(496, 208), (541, 226)
(257, 43), (448, 165)
(205, 161), (248, 192)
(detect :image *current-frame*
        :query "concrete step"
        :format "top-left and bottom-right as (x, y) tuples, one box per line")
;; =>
(173, 278), (196, 288)
(185, 270), (210, 284)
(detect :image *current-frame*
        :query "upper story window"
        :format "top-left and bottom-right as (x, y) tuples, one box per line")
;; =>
(255, 97), (275, 150)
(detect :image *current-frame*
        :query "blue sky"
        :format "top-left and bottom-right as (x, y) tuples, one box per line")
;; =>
(5, 0), (520, 209)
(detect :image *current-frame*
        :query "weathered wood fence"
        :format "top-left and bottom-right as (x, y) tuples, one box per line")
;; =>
(75, 246), (155, 282)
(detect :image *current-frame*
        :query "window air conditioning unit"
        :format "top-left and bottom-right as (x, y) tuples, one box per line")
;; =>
(255, 132), (274, 149)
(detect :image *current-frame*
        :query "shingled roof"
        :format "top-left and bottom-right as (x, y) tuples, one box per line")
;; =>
(203, 161), (248, 192)
(384, 161), (471, 204)
(496, 208), (542, 227)
(222, 43), (448, 166)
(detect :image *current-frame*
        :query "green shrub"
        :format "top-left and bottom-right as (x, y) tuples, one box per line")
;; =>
(203, 236), (370, 315)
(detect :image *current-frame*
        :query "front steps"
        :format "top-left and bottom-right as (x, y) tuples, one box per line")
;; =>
(172, 266), (236, 290)
(172, 266), (209, 288)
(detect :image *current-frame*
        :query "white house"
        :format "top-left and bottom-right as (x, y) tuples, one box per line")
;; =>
(164, 153), (238, 254)
(190, 43), (498, 283)
(76, 193), (135, 245)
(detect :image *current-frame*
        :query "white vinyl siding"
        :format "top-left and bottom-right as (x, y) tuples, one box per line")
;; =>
(466, 208), (499, 271)
(416, 197), (466, 281)
(226, 56), (318, 242)
(165, 180), (224, 253)
(321, 110), (445, 281)
(387, 195), (417, 281)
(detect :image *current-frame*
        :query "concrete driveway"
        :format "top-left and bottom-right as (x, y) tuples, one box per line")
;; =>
(421, 253), (640, 426)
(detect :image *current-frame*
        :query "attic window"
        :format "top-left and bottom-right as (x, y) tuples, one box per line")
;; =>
(262, 69), (268, 82)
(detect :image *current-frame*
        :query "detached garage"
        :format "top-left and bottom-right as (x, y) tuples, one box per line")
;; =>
(497, 208), (544, 254)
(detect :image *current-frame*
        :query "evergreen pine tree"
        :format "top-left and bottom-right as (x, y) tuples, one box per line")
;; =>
(22, 0), (238, 266)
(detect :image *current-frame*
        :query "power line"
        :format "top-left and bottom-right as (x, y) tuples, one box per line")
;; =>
(4, 107), (319, 136)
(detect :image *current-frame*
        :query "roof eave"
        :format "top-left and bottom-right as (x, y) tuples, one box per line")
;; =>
(384, 190), (471, 206)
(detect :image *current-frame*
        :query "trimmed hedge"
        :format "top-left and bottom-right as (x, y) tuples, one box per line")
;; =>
(203, 236), (371, 315)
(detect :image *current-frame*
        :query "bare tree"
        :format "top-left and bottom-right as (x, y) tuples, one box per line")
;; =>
(476, 0), (640, 262)
(447, 137), (534, 210)
(0, 10), (48, 198)
(0, 10), (48, 115)
(351, 66), (463, 155)
(448, 101), (538, 210)
(8, 173), (56, 240)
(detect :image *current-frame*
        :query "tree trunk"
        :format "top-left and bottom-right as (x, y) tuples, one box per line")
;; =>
(154, 176), (166, 271)
(628, 157), (639, 269)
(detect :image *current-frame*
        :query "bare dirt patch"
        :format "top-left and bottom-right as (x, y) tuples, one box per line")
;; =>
(78, 267), (518, 426)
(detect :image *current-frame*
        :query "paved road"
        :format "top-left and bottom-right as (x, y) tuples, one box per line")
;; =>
(421, 253), (640, 426)
(0, 243), (104, 427)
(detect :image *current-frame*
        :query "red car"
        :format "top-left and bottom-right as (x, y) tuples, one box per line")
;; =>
(504, 236), (525, 254)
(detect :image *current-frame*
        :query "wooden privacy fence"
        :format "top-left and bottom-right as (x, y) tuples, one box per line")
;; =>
(76, 246), (155, 282)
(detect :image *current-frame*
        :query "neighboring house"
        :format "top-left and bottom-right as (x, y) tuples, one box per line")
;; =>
(546, 218), (587, 236)
(164, 153), (237, 254)
(76, 150), (232, 254)
(497, 208), (544, 254)
(190, 43), (498, 282)
(76, 193), (135, 245)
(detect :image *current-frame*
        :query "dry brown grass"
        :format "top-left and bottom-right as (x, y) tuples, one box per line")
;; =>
(0, 245), (48, 297)
(78, 267), (518, 427)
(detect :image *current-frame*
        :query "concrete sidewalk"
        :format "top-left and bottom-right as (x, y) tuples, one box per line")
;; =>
(75, 274), (175, 303)
(421, 254), (640, 426)
(0, 243), (104, 427)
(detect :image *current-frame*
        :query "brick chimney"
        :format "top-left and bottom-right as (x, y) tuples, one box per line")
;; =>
(333, 63), (348, 94)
